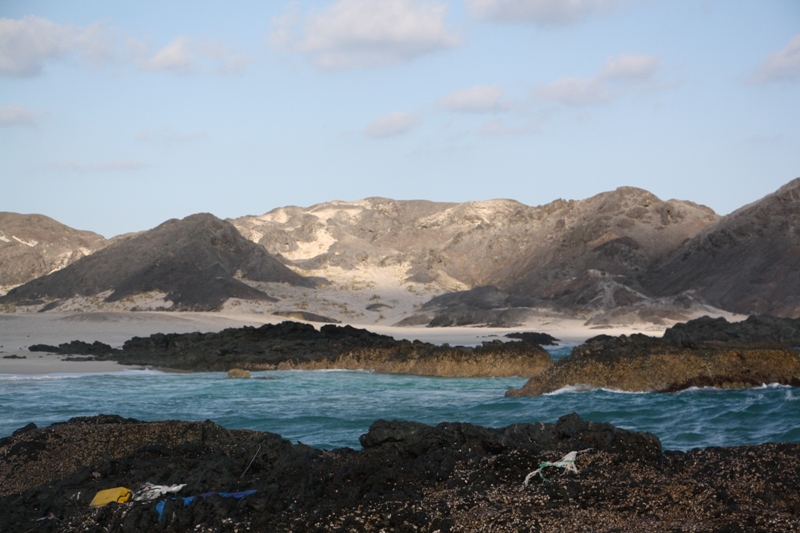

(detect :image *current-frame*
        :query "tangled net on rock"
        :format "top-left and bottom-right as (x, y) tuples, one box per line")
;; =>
(523, 448), (592, 485)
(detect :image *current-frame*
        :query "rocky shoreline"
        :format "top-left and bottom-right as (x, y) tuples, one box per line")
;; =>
(506, 333), (800, 396)
(30, 321), (554, 378)
(25, 315), (800, 392)
(1, 414), (798, 532)
(508, 315), (800, 396)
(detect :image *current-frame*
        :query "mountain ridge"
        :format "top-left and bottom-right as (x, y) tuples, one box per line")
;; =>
(644, 177), (800, 317)
(2, 179), (798, 322)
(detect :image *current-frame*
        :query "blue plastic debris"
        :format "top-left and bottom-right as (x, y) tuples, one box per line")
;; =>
(155, 490), (258, 521)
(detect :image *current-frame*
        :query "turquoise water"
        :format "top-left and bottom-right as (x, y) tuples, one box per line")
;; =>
(2, 348), (799, 450)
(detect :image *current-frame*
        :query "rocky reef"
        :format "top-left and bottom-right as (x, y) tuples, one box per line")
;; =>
(30, 321), (553, 378)
(1, 414), (798, 532)
(662, 314), (800, 344)
(507, 315), (800, 396)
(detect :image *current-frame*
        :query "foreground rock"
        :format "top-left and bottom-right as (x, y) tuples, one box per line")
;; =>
(32, 320), (553, 378)
(507, 315), (800, 396)
(1, 414), (798, 532)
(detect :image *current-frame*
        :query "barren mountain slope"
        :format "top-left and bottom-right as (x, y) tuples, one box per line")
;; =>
(504, 187), (719, 307)
(645, 178), (800, 317)
(232, 198), (458, 277)
(232, 190), (719, 313)
(0, 213), (107, 295)
(0, 213), (314, 312)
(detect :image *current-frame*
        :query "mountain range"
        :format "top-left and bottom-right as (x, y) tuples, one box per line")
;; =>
(1, 178), (798, 323)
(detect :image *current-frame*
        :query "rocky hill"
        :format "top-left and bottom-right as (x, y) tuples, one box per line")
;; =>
(233, 191), (717, 291)
(0, 214), (314, 312)
(0, 212), (107, 295)
(3, 180), (798, 322)
(231, 189), (721, 324)
(645, 178), (800, 317)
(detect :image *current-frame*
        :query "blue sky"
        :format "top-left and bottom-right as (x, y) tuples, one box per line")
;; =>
(1, 0), (798, 238)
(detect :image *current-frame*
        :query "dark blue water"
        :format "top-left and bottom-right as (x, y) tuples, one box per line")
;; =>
(2, 350), (798, 451)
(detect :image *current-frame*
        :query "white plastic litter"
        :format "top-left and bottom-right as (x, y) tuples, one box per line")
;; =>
(133, 482), (186, 502)
(523, 449), (592, 486)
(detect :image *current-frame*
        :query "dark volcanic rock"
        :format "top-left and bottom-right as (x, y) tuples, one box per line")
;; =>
(663, 314), (800, 345)
(42, 320), (553, 377)
(400, 285), (560, 327)
(646, 177), (800, 318)
(28, 344), (61, 353)
(0, 214), (314, 311)
(2, 414), (799, 532)
(507, 328), (800, 396)
(272, 310), (341, 323)
(505, 331), (560, 345)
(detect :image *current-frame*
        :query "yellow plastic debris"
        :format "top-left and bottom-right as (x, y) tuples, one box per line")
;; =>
(90, 487), (132, 507)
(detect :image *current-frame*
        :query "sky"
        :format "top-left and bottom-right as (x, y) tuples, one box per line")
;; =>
(1, 0), (799, 238)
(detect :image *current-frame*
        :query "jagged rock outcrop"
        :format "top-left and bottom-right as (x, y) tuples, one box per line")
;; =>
(646, 177), (800, 317)
(2, 414), (799, 532)
(34, 321), (553, 377)
(662, 314), (800, 344)
(0, 212), (107, 296)
(507, 315), (800, 396)
(0, 214), (314, 312)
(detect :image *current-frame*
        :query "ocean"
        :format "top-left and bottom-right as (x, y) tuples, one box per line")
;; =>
(1, 347), (798, 451)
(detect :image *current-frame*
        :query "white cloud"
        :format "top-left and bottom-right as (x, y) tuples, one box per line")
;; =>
(466, 0), (614, 25)
(535, 76), (611, 106)
(0, 15), (113, 77)
(438, 84), (507, 112)
(0, 15), (250, 77)
(201, 42), (253, 75)
(131, 36), (253, 75)
(54, 159), (146, 172)
(137, 37), (193, 73)
(599, 54), (659, 81)
(270, 0), (460, 70)
(0, 104), (38, 127)
(536, 53), (660, 106)
(364, 111), (421, 138)
(749, 34), (800, 84)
